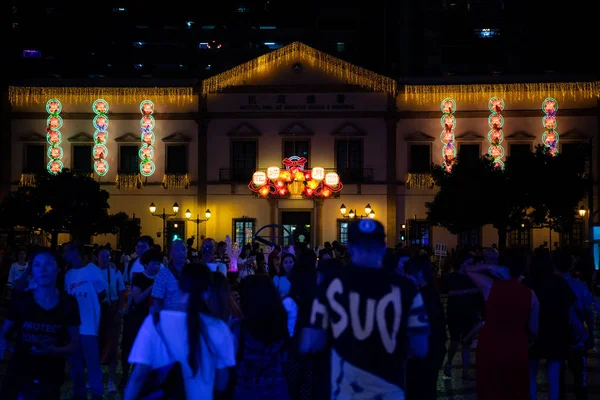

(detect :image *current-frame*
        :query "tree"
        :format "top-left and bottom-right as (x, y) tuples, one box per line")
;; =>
(0, 170), (128, 249)
(426, 146), (588, 248)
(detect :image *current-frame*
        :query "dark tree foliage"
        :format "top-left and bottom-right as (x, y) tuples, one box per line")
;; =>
(426, 145), (588, 248)
(0, 170), (128, 249)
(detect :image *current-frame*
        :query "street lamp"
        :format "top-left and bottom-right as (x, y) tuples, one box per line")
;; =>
(579, 206), (587, 218)
(185, 209), (212, 250)
(149, 202), (180, 251)
(340, 204), (375, 220)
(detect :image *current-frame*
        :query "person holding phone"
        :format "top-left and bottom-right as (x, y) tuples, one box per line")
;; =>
(0, 248), (80, 400)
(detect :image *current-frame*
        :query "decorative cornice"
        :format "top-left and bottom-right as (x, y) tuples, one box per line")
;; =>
(404, 131), (435, 142)
(456, 131), (485, 142)
(227, 122), (261, 137)
(68, 132), (94, 143)
(20, 132), (46, 143)
(162, 132), (192, 143)
(114, 132), (140, 143)
(505, 130), (536, 141)
(560, 129), (589, 141)
(279, 122), (314, 136)
(331, 122), (366, 137)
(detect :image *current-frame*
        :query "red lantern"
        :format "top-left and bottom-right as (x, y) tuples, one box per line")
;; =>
(50, 147), (61, 159)
(48, 102), (60, 113)
(142, 102), (153, 115)
(306, 188), (313, 196)
(142, 162), (153, 174)
(142, 116), (153, 127)
(49, 117), (60, 128)
(50, 161), (61, 173)
(49, 131), (59, 143)
(276, 180), (285, 188)
(143, 132), (153, 144)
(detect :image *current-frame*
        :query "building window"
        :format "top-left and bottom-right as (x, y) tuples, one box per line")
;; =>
(509, 144), (531, 160)
(458, 228), (482, 246)
(335, 139), (363, 182)
(337, 220), (349, 246)
(509, 228), (531, 249)
(72, 145), (92, 173)
(166, 145), (188, 173)
(561, 222), (584, 248)
(409, 144), (431, 173)
(409, 220), (431, 247)
(233, 218), (256, 245)
(231, 140), (257, 182)
(336, 42), (345, 52)
(283, 139), (309, 161)
(561, 142), (585, 158)
(119, 145), (139, 173)
(459, 144), (480, 163)
(24, 144), (45, 173)
(474, 28), (500, 38)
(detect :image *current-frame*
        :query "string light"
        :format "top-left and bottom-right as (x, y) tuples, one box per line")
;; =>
(162, 173), (190, 189)
(115, 173), (141, 190)
(440, 98), (457, 172)
(201, 42), (397, 95)
(92, 99), (109, 176)
(139, 100), (156, 177)
(19, 173), (36, 187)
(404, 82), (600, 105)
(46, 99), (63, 175)
(542, 98), (559, 156)
(487, 97), (505, 169)
(406, 173), (435, 189)
(9, 86), (194, 106)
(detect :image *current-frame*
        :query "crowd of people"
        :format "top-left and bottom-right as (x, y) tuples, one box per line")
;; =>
(0, 221), (597, 400)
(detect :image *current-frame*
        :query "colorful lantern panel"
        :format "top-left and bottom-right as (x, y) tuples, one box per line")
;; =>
(139, 100), (155, 177)
(46, 98), (63, 175)
(542, 97), (559, 156)
(440, 97), (457, 172)
(93, 99), (109, 176)
(248, 156), (343, 199)
(487, 97), (505, 168)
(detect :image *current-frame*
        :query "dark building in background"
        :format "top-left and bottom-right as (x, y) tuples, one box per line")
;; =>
(7, 1), (599, 80)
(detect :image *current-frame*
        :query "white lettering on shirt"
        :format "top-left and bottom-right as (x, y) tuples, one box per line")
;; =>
(376, 285), (402, 354)
(350, 292), (376, 340)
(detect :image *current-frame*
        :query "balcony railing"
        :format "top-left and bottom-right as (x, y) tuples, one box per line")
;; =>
(336, 167), (374, 183)
(219, 168), (253, 183)
(219, 167), (376, 184)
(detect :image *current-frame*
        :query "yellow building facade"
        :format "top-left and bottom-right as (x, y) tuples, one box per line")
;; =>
(4, 42), (600, 251)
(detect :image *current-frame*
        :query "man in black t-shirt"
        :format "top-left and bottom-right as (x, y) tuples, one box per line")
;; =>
(300, 219), (429, 399)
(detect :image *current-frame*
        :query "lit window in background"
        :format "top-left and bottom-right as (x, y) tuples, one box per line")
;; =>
(134, 64), (143, 70)
(474, 28), (500, 38)
(186, 21), (194, 28)
(259, 26), (276, 30)
(133, 42), (144, 48)
(264, 42), (282, 49)
(199, 42), (209, 49)
(22, 49), (42, 59)
(113, 7), (127, 12)
(337, 42), (345, 52)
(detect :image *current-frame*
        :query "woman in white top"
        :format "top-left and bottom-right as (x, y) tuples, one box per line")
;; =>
(125, 263), (236, 400)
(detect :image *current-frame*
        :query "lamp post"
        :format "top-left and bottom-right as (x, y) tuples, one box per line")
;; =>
(340, 203), (375, 220)
(185, 209), (212, 250)
(149, 202), (179, 252)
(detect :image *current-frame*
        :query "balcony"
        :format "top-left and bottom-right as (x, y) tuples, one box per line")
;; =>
(336, 168), (374, 183)
(219, 168), (253, 183)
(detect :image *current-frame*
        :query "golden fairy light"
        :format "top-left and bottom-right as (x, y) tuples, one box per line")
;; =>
(406, 173), (435, 190)
(162, 173), (190, 189)
(19, 173), (36, 187)
(404, 82), (600, 105)
(201, 42), (397, 96)
(115, 173), (142, 190)
(9, 87), (195, 107)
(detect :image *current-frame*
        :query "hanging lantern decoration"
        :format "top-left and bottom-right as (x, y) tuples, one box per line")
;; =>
(46, 99), (63, 175)
(487, 97), (505, 169)
(440, 98), (457, 172)
(248, 156), (343, 198)
(139, 100), (156, 176)
(92, 99), (109, 176)
(542, 98), (559, 156)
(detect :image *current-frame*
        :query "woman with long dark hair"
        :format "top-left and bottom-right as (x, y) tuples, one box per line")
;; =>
(0, 248), (80, 400)
(273, 253), (294, 298)
(125, 263), (236, 399)
(234, 275), (290, 399)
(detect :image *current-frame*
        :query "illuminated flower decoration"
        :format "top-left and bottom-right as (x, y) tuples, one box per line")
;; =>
(46, 99), (63, 175)
(248, 157), (343, 198)
(93, 99), (110, 176)
(542, 97), (559, 156)
(139, 100), (155, 176)
(487, 97), (505, 169)
(440, 98), (457, 171)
